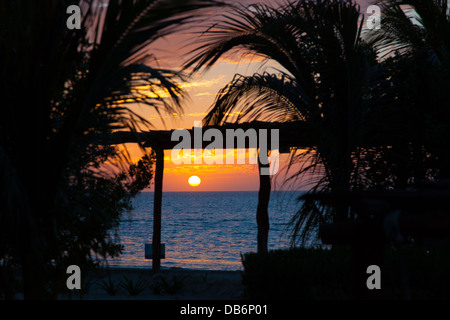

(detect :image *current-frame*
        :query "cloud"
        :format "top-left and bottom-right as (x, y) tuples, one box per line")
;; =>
(218, 52), (267, 65)
(164, 163), (257, 176)
(186, 112), (208, 117)
(181, 75), (226, 89)
(115, 74), (226, 107)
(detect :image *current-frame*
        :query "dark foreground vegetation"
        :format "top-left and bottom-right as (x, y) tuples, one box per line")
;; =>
(242, 246), (450, 300)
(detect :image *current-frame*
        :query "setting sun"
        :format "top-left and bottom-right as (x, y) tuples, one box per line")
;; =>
(188, 175), (201, 187)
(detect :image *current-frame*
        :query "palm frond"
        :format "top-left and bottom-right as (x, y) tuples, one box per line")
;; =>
(364, 0), (450, 61)
(203, 72), (312, 126)
(84, 0), (223, 126)
(183, 2), (317, 89)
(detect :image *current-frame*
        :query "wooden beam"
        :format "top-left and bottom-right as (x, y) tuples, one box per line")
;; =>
(97, 121), (312, 151)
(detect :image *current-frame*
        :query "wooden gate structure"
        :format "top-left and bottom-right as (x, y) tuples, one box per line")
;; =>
(100, 121), (310, 273)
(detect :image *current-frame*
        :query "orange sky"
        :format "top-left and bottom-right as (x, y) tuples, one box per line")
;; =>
(122, 57), (304, 191)
(120, 0), (372, 192)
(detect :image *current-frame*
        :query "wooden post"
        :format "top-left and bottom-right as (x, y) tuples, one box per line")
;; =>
(152, 146), (164, 273)
(257, 151), (271, 253)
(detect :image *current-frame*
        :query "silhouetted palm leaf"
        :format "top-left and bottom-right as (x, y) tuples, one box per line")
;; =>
(203, 72), (310, 125)
(365, 0), (450, 62)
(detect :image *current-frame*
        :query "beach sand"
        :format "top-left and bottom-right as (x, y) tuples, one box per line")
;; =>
(63, 267), (245, 300)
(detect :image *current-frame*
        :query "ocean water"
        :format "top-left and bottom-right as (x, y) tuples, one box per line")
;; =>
(107, 191), (310, 271)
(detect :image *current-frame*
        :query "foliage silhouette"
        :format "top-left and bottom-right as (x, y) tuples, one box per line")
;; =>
(119, 275), (148, 296)
(185, 0), (390, 244)
(0, 0), (219, 299)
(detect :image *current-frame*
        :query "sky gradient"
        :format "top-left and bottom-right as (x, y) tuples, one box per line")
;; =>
(123, 0), (373, 191)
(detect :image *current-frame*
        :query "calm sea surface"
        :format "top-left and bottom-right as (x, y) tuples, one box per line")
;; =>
(107, 191), (313, 271)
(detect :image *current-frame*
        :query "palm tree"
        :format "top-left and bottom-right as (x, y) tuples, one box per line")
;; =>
(0, 0), (218, 299)
(365, 0), (450, 181)
(184, 0), (386, 246)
